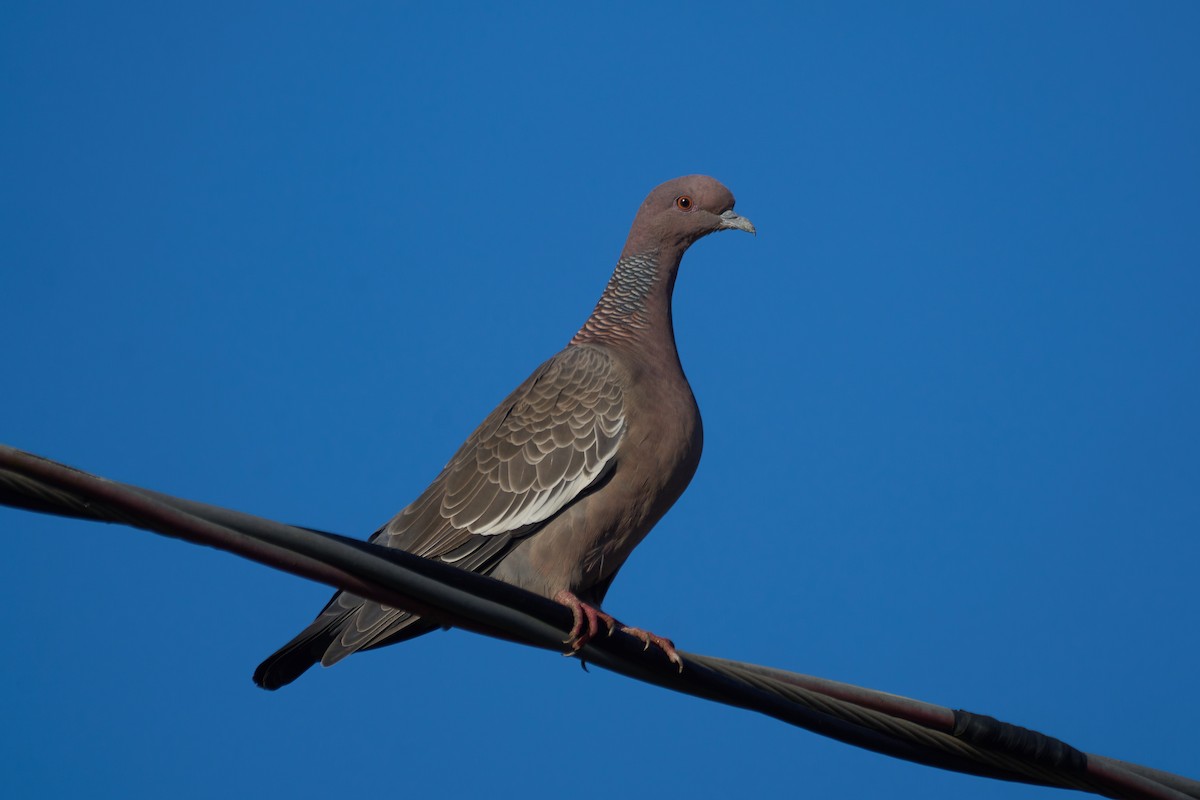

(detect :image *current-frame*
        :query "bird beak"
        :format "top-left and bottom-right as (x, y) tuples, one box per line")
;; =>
(719, 209), (756, 235)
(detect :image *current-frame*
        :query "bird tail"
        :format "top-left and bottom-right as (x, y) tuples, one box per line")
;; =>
(253, 614), (344, 690)
(253, 595), (438, 690)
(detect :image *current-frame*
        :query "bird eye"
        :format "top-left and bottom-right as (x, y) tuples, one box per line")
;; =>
(675, 195), (694, 211)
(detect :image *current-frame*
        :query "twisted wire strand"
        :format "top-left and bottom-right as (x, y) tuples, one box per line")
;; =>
(2, 444), (1195, 800)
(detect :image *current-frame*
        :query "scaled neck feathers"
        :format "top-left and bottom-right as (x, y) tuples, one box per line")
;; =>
(571, 250), (682, 348)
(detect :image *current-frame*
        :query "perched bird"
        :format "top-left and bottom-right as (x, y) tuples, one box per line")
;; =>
(254, 175), (754, 689)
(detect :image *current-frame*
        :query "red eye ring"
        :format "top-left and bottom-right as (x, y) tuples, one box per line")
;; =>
(675, 195), (694, 211)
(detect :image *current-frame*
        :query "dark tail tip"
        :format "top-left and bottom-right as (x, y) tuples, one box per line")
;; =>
(252, 633), (331, 690)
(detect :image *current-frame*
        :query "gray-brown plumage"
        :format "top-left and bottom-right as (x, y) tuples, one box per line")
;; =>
(253, 175), (754, 689)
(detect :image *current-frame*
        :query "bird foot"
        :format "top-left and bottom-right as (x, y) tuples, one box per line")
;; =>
(553, 590), (683, 672)
(618, 625), (684, 673)
(555, 590), (617, 651)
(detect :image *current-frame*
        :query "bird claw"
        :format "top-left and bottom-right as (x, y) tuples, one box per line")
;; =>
(620, 625), (684, 673)
(555, 590), (617, 652)
(554, 591), (683, 673)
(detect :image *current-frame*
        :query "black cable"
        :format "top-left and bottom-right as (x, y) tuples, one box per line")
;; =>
(2, 444), (1195, 800)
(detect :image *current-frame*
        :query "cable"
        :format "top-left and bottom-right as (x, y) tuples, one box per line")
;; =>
(2, 444), (1195, 800)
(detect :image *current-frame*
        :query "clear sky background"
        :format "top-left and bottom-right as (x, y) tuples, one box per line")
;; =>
(2, 3), (1197, 799)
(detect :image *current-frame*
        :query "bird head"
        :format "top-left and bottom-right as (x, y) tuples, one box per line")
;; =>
(622, 175), (755, 257)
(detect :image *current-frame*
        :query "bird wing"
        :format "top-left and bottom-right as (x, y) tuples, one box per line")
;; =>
(294, 344), (626, 666)
(381, 341), (625, 551)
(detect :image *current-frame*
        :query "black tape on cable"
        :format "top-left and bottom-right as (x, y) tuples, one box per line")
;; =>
(953, 709), (1088, 772)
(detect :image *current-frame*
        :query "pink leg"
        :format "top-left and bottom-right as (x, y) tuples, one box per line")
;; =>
(553, 590), (684, 672)
(618, 625), (683, 672)
(554, 590), (617, 649)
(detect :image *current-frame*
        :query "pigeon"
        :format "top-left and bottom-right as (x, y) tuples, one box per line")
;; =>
(254, 175), (754, 689)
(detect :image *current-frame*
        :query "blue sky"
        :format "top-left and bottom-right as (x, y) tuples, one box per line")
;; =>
(2, 3), (1197, 798)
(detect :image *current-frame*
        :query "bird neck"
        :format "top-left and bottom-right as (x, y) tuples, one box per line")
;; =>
(571, 249), (682, 350)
